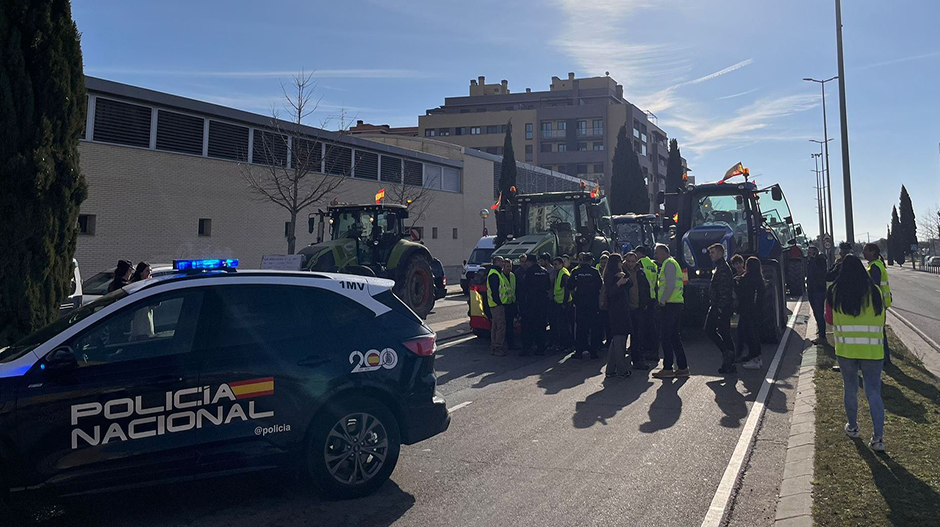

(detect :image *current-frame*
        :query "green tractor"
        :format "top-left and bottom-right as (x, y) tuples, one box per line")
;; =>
(299, 203), (436, 319)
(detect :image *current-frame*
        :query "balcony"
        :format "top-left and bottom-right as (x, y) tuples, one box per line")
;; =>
(576, 128), (605, 137)
(540, 129), (566, 138)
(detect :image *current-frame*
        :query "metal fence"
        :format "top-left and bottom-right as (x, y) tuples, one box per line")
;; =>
(910, 259), (940, 274)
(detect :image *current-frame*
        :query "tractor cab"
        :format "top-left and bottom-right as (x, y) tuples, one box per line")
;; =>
(321, 204), (408, 268)
(611, 213), (659, 254)
(492, 191), (612, 261)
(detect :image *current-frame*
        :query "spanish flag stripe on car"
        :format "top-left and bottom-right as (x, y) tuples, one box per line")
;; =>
(229, 377), (275, 399)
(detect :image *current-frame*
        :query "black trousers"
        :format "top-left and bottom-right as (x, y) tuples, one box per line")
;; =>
(809, 293), (826, 341)
(660, 303), (687, 370)
(551, 303), (573, 349)
(522, 306), (548, 352)
(505, 303), (518, 348)
(576, 306), (602, 354)
(737, 312), (761, 360)
(628, 308), (645, 366)
(705, 307), (735, 368)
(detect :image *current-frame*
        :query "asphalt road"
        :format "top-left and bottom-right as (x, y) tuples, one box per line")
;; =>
(881, 265), (940, 347)
(15, 299), (810, 527)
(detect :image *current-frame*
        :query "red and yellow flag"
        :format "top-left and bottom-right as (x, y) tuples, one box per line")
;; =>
(719, 162), (747, 183)
(491, 191), (502, 210)
(375, 188), (386, 204)
(229, 377), (274, 399)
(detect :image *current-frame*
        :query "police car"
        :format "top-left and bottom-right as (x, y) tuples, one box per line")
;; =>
(0, 259), (449, 501)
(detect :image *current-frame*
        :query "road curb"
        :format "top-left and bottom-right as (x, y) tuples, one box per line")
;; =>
(774, 343), (818, 527)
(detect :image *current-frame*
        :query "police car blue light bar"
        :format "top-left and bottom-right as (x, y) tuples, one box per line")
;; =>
(174, 258), (239, 271)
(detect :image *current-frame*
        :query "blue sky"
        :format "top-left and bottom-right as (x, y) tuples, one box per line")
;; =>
(73, 0), (939, 243)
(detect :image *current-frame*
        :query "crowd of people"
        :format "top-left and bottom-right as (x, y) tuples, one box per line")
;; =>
(485, 240), (893, 451)
(484, 243), (773, 380)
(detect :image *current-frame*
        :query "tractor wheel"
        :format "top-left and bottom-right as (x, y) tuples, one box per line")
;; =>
(785, 259), (805, 296)
(395, 255), (435, 319)
(760, 265), (784, 343)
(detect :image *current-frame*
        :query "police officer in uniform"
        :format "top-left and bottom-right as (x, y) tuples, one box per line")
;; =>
(568, 252), (603, 359)
(635, 246), (660, 361)
(652, 244), (689, 378)
(520, 253), (551, 356)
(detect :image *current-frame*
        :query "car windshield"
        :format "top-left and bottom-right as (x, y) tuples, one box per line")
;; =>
(468, 248), (494, 265)
(82, 270), (115, 296)
(332, 210), (397, 240)
(526, 201), (578, 234)
(0, 289), (128, 363)
(763, 209), (794, 244)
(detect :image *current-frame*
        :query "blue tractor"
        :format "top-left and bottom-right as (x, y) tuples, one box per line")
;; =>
(611, 213), (660, 255)
(664, 179), (799, 342)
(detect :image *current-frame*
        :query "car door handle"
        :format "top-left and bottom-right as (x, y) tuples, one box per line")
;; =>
(298, 356), (330, 368)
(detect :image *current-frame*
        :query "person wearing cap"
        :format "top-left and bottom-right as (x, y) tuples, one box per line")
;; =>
(108, 259), (134, 293)
(487, 256), (509, 356)
(520, 253), (551, 356)
(568, 252), (603, 359)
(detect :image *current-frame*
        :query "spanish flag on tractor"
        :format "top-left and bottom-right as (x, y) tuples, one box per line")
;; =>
(719, 162), (748, 184)
(375, 188), (385, 204)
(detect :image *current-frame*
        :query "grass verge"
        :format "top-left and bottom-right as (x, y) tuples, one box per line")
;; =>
(813, 326), (940, 526)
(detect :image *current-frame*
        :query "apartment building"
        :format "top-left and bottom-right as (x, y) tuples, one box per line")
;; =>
(75, 77), (584, 277)
(419, 73), (684, 211)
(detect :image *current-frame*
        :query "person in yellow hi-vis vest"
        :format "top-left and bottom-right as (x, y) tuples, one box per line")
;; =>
(863, 243), (893, 367)
(487, 256), (510, 356)
(827, 254), (887, 452)
(635, 246), (660, 361)
(652, 244), (689, 379)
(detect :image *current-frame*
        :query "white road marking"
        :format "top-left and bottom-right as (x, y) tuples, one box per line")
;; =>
(701, 297), (805, 527)
(447, 401), (473, 412)
(436, 334), (477, 350)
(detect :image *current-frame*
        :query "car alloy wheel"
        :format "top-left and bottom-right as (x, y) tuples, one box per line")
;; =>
(324, 412), (390, 486)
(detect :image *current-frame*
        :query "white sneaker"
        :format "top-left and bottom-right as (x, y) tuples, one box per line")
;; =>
(870, 436), (885, 452)
(844, 423), (861, 438)
(742, 357), (762, 370)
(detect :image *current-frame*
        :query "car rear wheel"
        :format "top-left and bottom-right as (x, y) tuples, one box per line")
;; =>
(307, 397), (401, 500)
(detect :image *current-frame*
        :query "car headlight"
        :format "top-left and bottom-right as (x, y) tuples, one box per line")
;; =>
(683, 240), (696, 268)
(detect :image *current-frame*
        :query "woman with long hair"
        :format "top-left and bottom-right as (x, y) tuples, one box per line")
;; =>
(827, 254), (887, 451)
(131, 261), (152, 282)
(107, 260), (133, 293)
(737, 257), (765, 369)
(603, 253), (633, 378)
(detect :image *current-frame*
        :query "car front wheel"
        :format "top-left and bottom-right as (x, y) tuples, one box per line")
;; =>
(307, 397), (401, 499)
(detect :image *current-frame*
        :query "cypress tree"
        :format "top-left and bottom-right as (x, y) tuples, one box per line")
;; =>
(624, 138), (650, 213)
(495, 121), (517, 245)
(0, 0), (87, 345)
(664, 138), (683, 222)
(899, 185), (917, 257)
(891, 206), (904, 265)
(609, 125), (630, 214)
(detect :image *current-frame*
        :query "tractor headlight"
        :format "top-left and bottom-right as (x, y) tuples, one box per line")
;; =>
(683, 240), (696, 268)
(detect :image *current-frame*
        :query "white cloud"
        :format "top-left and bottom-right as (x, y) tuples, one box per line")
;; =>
(717, 88), (760, 100)
(85, 67), (431, 79)
(857, 50), (940, 70)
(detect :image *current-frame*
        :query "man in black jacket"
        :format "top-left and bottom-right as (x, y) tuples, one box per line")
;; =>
(806, 246), (828, 344)
(705, 244), (737, 374)
(568, 252), (603, 359)
(520, 253), (551, 356)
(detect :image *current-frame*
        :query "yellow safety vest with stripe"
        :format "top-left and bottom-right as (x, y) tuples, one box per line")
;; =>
(486, 269), (515, 308)
(831, 287), (886, 360)
(657, 257), (684, 304)
(639, 256), (658, 299)
(553, 267), (571, 304)
(868, 259), (892, 308)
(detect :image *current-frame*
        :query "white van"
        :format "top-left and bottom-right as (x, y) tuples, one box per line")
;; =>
(460, 236), (497, 294)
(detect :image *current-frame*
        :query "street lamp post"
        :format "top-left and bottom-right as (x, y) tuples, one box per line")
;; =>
(835, 0), (855, 243)
(804, 79), (837, 241)
(809, 138), (834, 238)
(811, 153), (825, 243)
(479, 209), (490, 236)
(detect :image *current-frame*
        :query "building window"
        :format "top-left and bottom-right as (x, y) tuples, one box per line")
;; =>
(439, 128), (450, 136)
(455, 127), (466, 136)
(576, 163), (588, 175)
(593, 143), (604, 151)
(540, 143), (552, 153)
(641, 144), (648, 156)
(460, 109), (471, 114)
(540, 122), (553, 131)
(453, 228), (458, 239)
(592, 119), (603, 134)
(499, 124), (508, 134)
(77, 214), (96, 236)
(470, 127), (481, 135)
(198, 218), (212, 237)
(577, 120), (587, 135)
(593, 163), (604, 174)
(577, 142), (587, 151)
(525, 144), (533, 162)
(557, 143), (567, 152)
(556, 121), (567, 131)
(525, 123), (533, 140)
(486, 125), (498, 134)
(432, 227), (438, 239)
(476, 108), (486, 112)
(425, 129), (436, 137)
(641, 132), (648, 143)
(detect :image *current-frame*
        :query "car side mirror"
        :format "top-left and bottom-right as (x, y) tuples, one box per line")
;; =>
(771, 186), (783, 201)
(656, 191), (665, 205)
(43, 346), (78, 374)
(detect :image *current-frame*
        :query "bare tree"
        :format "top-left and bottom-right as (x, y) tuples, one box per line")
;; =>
(240, 72), (351, 254)
(387, 175), (436, 229)
(918, 205), (940, 254)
